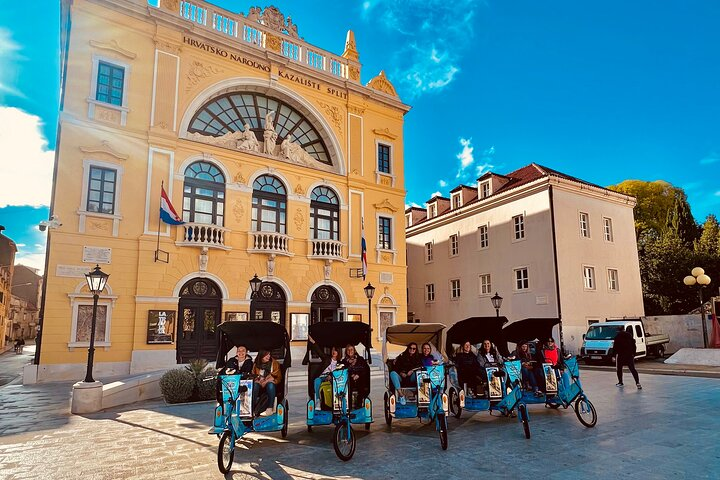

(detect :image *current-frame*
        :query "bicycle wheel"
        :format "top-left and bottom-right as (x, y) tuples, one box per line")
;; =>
(575, 395), (597, 428)
(383, 392), (392, 427)
(217, 430), (235, 474)
(281, 400), (289, 438)
(518, 404), (530, 439)
(437, 413), (448, 450)
(333, 422), (356, 461)
(449, 388), (462, 419)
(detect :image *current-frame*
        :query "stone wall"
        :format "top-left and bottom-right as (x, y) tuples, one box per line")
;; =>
(643, 315), (716, 353)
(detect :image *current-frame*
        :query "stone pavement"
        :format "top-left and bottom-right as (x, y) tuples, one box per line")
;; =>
(0, 341), (35, 387)
(1, 368), (719, 479)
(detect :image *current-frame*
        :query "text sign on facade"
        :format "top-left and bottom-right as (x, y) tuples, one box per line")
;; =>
(56, 265), (93, 278)
(83, 246), (112, 264)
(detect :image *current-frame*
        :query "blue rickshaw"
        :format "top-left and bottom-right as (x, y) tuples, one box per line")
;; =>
(209, 321), (291, 474)
(445, 316), (530, 439)
(382, 323), (450, 450)
(502, 318), (597, 428)
(303, 321), (373, 461)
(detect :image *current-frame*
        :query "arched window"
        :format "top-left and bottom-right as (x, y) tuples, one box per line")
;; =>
(310, 186), (339, 240)
(182, 161), (225, 225)
(187, 92), (331, 165)
(252, 175), (287, 233)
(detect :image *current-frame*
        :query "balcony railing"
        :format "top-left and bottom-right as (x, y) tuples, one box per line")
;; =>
(248, 231), (293, 256)
(176, 223), (231, 250)
(309, 239), (345, 261)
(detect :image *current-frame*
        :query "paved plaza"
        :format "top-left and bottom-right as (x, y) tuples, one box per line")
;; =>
(0, 366), (719, 480)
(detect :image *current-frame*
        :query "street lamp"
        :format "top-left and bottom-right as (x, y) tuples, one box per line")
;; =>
(684, 267), (712, 348)
(249, 274), (262, 299)
(364, 283), (375, 327)
(490, 292), (503, 318)
(83, 265), (109, 383)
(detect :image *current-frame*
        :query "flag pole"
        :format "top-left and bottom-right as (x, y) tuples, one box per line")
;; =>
(155, 181), (163, 262)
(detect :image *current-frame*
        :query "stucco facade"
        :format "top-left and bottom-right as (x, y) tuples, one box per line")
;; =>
(37, 0), (409, 381)
(406, 164), (645, 353)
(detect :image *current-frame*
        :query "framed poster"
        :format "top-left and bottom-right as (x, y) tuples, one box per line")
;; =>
(147, 310), (175, 344)
(225, 312), (248, 322)
(348, 314), (362, 322)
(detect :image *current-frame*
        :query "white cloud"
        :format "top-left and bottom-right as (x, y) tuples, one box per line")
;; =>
(430, 191), (442, 198)
(457, 138), (474, 169)
(404, 202), (422, 210)
(0, 28), (23, 98)
(14, 252), (45, 274)
(15, 243), (26, 247)
(700, 152), (719, 165)
(475, 162), (493, 176)
(439, 180), (447, 187)
(0, 107), (54, 208)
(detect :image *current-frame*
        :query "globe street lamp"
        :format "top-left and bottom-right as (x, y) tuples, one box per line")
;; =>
(490, 292), (503, 318)
(684, 267), (711, 348)
(364, 283), (375, 327)
(83, 265), (109, 383)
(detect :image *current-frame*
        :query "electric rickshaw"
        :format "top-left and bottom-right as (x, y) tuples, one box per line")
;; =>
(302, 321), (373, 461)
(382, 323), (450, 450)
(444, 316), (531, 439)
(502, 318), (597, 428)
(209, 321), (291, 474)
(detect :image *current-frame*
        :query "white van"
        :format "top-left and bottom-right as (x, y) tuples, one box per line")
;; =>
(580, 319), (669, 364)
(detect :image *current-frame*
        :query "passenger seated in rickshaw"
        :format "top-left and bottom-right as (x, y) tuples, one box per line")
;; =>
(454, 341), (484, 395)
(308, 334), (341, 408)
(420, 342), (441, 367)
(513, 341), (542, 397)
(343, 344), (370, 409)
(389, 342), (422, 404)
(216, 345), (254, 407)
(477, 339), (504, 396)
(535, 337), (569, 392)
(252, 350), (282, 416)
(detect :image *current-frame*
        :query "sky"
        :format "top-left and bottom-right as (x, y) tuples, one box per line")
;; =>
(1, 0), (719, 272)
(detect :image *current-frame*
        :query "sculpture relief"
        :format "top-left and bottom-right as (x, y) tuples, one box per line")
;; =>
(238, 123), (260, 153)
(199, 247), (209, 272)
(317, 101), (342, 133)
(267, 254), (276, 277)
(294, 182), (305, 196)
(263, 111), (278, 155)
(234, 172), (247, 185)
(367, 70), (398, 97)
(233, 200), (245, 222)
(324, 260), (332, 280)
(294, 208), (304, 232)
(245, 6), (300, 38)
(349, 65), (360, 81)
(185, 61), (222, 92)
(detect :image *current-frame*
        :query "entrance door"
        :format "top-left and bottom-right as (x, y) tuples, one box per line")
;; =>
(250, 281), (287, 327)
(310, 285), (341, 324)
(177, 278), (222, 363)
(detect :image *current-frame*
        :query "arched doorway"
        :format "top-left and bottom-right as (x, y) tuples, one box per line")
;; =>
(250, 281), (287, 327)
(310, 285), (341, 323)
(177, 278), (222, 363)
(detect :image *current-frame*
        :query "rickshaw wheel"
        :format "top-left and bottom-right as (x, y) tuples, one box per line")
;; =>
(307, 425), (312, 433)
(437, 413), (448, 451)
(333, 422), (356, 461)
(519, 404), (530, 439)
(383, 392), (392, 427)
(281, 400), (289, 438)
(449, 388), (462, 419)
(575, 396), (597, 428)
(217, 430), (235, 474)
(365, 422), (371, 431)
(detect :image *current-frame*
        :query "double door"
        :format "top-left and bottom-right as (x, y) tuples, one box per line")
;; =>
(177, 302), (221, 363)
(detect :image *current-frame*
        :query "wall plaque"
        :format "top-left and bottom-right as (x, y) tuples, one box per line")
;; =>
(56, 265), (92, 278)
(83, 246), (112, 264)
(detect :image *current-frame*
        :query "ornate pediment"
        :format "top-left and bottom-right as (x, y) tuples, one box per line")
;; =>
(373, 198), (399, 213)
(366, 70), (398, 97)
(373, 128), (397, 140)
(246, 6), (299, 39)
(89, 40), (137, 60)
(79, 141), (128, 161)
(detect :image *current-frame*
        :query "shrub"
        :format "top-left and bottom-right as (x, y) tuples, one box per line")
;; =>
(197, 370), (218, 401)
(185, 358), (209, 380)
(159, 368), (195, 404)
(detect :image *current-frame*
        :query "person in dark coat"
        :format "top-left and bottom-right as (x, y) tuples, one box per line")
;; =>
(390, 342), (422, 390)
(454, 341), (484, 394)
(614, 327), (641, 389)
(343, 344), (370, 408)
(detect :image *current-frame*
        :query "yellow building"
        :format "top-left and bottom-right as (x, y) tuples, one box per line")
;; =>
(0, 229), (17, 352)
(37, 0), (409, 381)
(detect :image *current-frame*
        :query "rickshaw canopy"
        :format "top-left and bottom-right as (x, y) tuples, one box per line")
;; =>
(445, 316), (509, 357)
(215, 321), (291, 370)
(303, 321), (373, 364)
(502, 318), (561, 345)
(382, 323), (446, 361)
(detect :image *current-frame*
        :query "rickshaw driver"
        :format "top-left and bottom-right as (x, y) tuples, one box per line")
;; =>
(389, 342), (422, 404)
(224, 345), (254, 375)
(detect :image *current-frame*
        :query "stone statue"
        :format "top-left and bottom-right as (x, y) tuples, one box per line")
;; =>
(237, 123), (260, 152)
(267, 254), (276, 277)
(286, 16), (299, 38)
(280, 137), (314, 167)
(199, 247), (208, 272)
(246, 6), (260, 23)
(263, 111), (278, 155)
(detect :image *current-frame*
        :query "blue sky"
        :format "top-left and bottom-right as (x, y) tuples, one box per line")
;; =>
(1, 0), (719, 271)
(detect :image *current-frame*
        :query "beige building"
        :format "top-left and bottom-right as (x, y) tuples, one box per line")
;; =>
(11, 265), (42, 341)
(0, 230), (17, 351)
(405, 164), (645, 352)
(34, 0), (410, 382)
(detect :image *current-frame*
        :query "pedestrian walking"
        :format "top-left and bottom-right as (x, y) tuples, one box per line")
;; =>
(614, 327), (642, 389)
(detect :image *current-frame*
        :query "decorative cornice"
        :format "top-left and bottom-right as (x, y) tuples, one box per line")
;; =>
(373, 198), (399, 213)
(89, 40), (137, 60)
(373, 128), (397, 140)
(154, 39), (181, 55)
(366, 70), (398, 97)
(79, 141), (129, 161)
(185, 61), (223, 92)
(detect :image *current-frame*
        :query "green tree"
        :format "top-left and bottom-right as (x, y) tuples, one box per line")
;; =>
(696, 214), (720, 255)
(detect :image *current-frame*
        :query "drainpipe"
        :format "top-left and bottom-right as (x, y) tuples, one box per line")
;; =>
(548, 184), (565, 354)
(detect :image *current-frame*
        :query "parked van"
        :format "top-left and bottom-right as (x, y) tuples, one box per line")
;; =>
(580, 319), (670, 364)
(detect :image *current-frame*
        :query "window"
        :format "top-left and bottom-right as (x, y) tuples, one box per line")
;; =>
(450, 279), (461, 299)
(603, 217), (614, 242)
(478, 224), (489, 249)
(479, 274), (492, 295)
(251, 175), (287, 233)
(587, 318), (600, 326)
(583, 266), (596, 290)
(425, 242), (433, 262)
(405, 213), (411, 228)
(449, 234), (459, 256)
(310, 186), (339, 240)
(451, 193), (461, 210)
(514, 267), (529, 290)
(428, 203), (437, 218)
(87, 166), (117, 214)
(607, 268), (619, 291)
(378, 143), (391, 174)
(480, 181), (490, 199)
(378, 216), (392, 250)
(182, 162), (226, 225)
(96, 61), (125, 106)
(513, 214), (525, 240)
(579, 212), (590, 238)
(425, 284), (435, 302)
(634, 325), (642, 338)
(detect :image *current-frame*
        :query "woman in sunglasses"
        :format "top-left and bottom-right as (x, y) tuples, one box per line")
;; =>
(389, 342), (422, 403)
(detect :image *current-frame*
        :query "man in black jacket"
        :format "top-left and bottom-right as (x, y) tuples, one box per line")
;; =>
(614, 327), (642, 389)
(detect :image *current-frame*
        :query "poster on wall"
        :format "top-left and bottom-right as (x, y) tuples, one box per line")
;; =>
(147, 310), (175, 344)
(225, 312), (248, 322)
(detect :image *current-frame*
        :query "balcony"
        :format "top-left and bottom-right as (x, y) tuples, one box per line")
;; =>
(176, 223), (231, 250)
(248, 231), (293, 256)
(308, 239), (346, 262)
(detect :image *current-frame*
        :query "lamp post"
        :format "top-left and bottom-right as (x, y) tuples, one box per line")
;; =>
(490, 292), (503, 318)
(684, 267), (712, 348)
(83, 265), (109, 383)
(364, 283), (375, 327)
(249, 274), (262, 299)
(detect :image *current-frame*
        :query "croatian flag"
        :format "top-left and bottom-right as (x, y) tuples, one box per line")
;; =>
(160, 186), (184, 225)
(361, 218), (368, 280)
